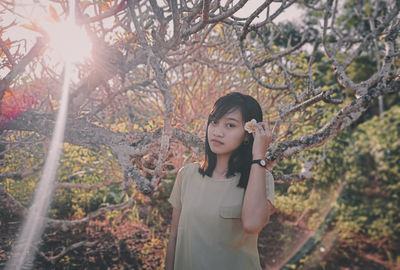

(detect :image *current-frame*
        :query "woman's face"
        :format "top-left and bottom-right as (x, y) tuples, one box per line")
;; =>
(207, 109), (246, 158)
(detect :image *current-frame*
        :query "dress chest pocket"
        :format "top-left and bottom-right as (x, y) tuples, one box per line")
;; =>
(219, 184), (244, 219)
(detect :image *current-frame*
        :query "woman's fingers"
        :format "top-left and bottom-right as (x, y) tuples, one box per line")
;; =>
(253, 125), (264, 137)
(264, 120), (272, 132)
(251, 122), (271, 158)
(253, 122), (271, 135)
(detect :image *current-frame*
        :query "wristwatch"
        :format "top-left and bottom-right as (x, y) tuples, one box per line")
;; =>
(251, 159), (267, 168)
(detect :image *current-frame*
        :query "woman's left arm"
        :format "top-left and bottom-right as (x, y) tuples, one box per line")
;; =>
(241, 121), (273, 234)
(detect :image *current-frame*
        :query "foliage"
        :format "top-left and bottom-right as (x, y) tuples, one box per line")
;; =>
(274, 105), (400, 269)
(0, 141), (125, 220)
(335, 105), (400, 244)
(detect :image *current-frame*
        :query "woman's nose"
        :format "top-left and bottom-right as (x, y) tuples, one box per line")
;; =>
(211, 125), (224, 137)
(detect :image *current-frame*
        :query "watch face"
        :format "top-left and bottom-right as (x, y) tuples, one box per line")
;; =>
(260, 160), (266, 166)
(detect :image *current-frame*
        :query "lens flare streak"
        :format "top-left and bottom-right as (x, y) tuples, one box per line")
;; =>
(5, 61), (71, 270)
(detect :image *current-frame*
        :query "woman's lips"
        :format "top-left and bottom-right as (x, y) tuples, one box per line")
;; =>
(210, 139), (223, 146)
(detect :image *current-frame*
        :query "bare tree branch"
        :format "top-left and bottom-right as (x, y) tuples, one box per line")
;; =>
(0, 38), (46, 101)
(0, 185), (26, 217)
(0, 163), (42, 181)
(267, 77), (400, 165)
(46, 198), (134, 231)
(39, 240), (98, 264)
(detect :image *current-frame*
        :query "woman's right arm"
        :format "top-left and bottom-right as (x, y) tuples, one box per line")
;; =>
(165, 207), (181, 270)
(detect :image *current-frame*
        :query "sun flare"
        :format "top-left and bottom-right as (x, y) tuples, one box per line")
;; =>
(45, 20), (92, 63)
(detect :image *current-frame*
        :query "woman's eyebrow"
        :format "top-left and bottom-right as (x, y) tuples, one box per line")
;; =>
(225, 117), (241, 123)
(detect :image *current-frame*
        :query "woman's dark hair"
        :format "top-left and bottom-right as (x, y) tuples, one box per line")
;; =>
(199, 92), (263, 188)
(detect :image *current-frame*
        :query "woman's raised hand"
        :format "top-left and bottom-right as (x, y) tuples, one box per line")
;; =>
(251, 121), (272, 160)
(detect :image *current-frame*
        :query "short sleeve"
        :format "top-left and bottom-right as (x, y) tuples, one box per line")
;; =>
(265, 170), (275, 205)
(168, 166), (185, 211)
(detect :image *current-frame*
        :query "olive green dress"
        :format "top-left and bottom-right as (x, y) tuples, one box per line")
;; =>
(168, 163), (274, 270)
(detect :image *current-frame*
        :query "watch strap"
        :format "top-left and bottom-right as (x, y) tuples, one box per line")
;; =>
(251, 159), (266, 168)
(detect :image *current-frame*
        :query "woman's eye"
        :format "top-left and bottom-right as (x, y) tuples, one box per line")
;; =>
(227, 123), (235, 128)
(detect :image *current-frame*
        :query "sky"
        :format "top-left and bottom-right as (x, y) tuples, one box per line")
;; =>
(230, 0), (304, 23)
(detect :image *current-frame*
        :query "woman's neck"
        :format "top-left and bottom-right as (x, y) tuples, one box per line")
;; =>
(213, 154), (230, 178)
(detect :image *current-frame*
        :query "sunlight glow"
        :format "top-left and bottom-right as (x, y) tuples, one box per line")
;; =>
(45, 20), (92, 62)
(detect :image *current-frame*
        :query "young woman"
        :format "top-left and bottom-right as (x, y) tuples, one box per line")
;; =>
(166, 92), (275, 270)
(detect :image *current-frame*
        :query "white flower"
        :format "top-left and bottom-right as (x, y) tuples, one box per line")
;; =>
(244, 119), (257, 133)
